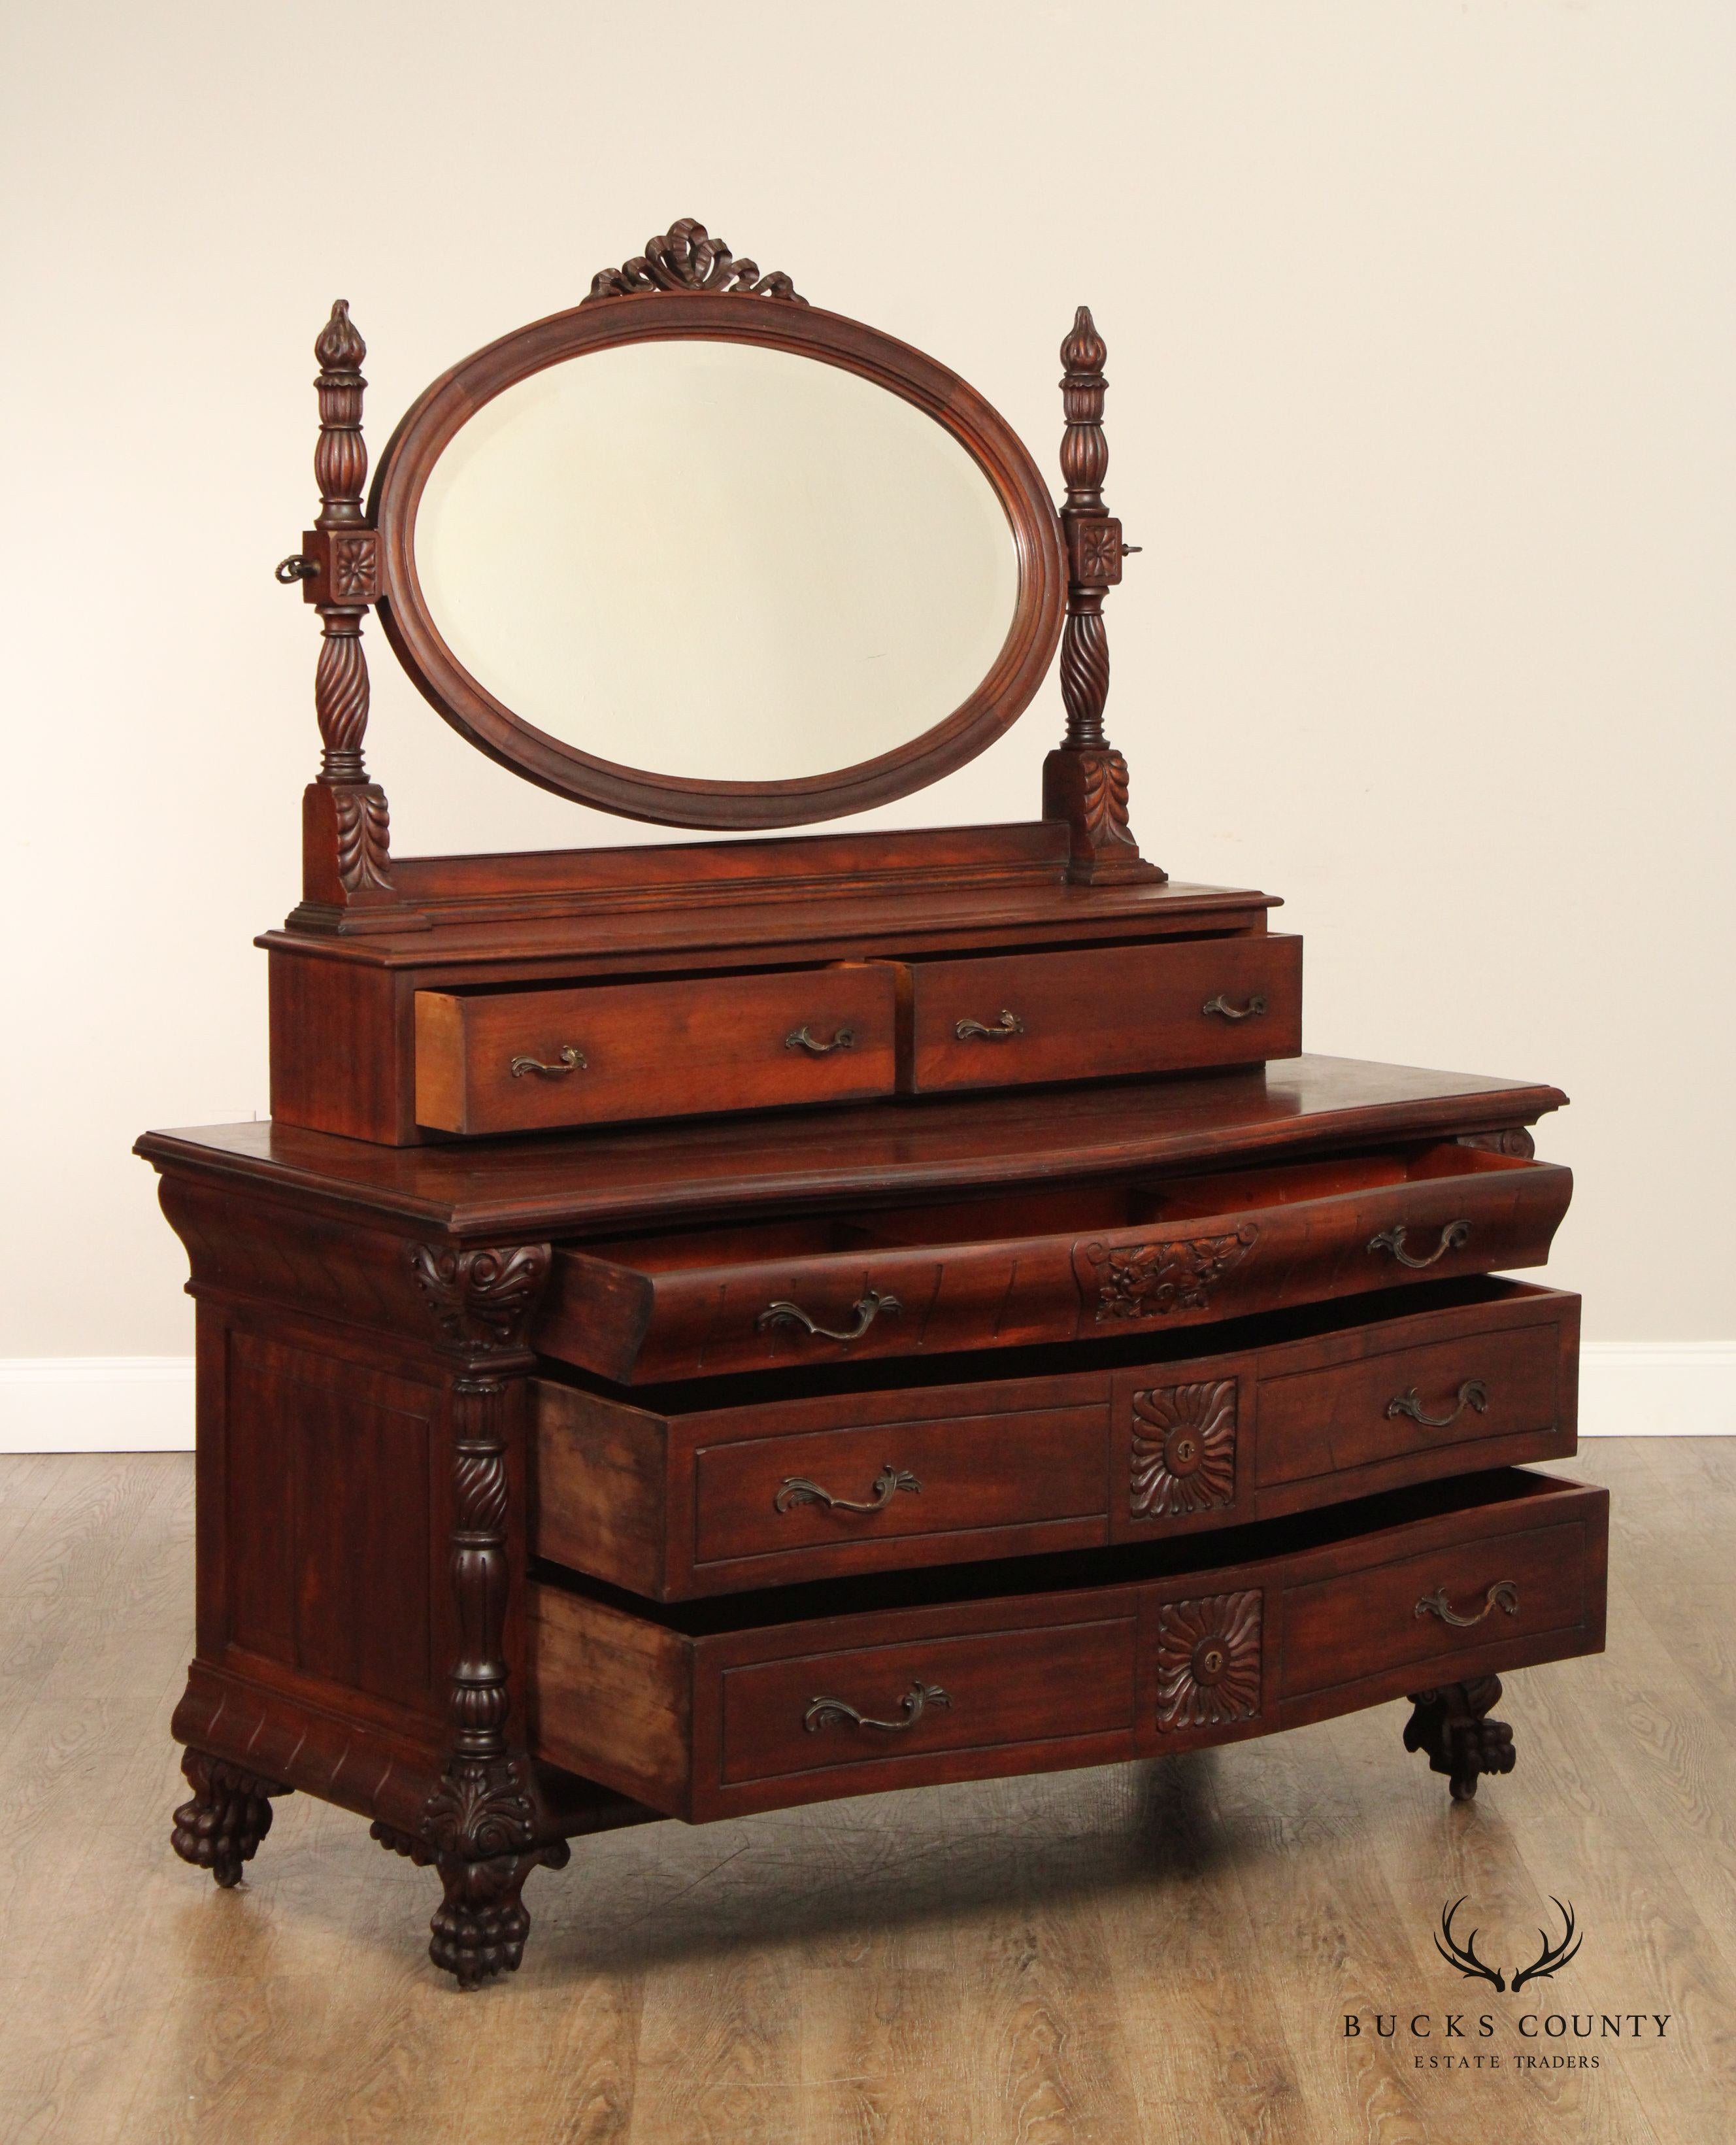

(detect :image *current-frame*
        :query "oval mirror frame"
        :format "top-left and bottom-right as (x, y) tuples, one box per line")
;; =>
(369, 290), (1066, 830)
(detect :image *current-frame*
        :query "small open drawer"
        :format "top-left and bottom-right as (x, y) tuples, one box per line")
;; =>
(527, 1468), (1607, 1823)
(534, 1141), (1573, 1383)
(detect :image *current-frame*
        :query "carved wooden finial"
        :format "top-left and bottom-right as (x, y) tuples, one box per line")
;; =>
(584, 217), (806, 305)
(1042, 305), (1165, 885)
(314, 298), (367, 373)
(1060, 304), (1106, 377)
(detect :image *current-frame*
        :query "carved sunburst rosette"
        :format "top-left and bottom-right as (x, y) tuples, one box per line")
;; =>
(1077, 1225), (1258, 1323)
(1130, 1378), (1237, 1518)
(1154, 1589), (1262, 1732)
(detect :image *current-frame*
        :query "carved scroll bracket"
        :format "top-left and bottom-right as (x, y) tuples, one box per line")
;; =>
(1043, 305), (1164, 887)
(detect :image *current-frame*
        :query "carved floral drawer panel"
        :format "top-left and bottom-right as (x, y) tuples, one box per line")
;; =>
(532, 1279), (1578, 1600)
(526, 1468), (1607, 1823)
(901, 933), (1302, 1093)
(534, 1143), (1572, 1383)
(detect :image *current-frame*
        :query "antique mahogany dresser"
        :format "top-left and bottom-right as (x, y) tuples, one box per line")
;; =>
(137, 218), (1604, 1988)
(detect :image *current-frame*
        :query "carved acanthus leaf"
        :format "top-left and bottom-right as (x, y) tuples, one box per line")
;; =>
(586, 218), (805, 305)
(1079, 751), (1136, 849)
(409, 1243), (552, 1351)
(422, 1755), (537, 1861)
(332, 786), (393, 892)
(1078, 1225), (1258, 1323)
(1130, 1378), (1237, 1517)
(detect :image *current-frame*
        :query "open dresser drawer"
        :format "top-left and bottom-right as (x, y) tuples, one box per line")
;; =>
(412, 932), (1303, 1137)
(535, 1141), (1573, 1382)
(533, 1279), (1580, 1598)
(527, 1468), (1608, 1822)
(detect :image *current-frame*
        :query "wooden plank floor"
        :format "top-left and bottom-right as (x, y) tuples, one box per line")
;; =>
(1, 1442), (1731, 2144)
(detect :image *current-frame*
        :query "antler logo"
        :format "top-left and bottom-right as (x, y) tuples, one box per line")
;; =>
(1435, 1897), (1505, 1990)
(1511, 1898), (1582, 1991)
(1434, 1896), (1582, 1992)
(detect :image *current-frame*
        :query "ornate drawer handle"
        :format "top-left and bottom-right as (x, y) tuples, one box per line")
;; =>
(785, 1025), (855, 1055)
(1367, 1220), (1473, 1268)
(756, 1288), (902, 1343)
(955, 1009), (1024, 1041)
(1202, 993), (1268, 1021)
(1386, 1379), (1490, 1429)
(775, 1463), (922, 1515)
(1416, 1581), (1520, 1628)
(509, 1045), (588, 1078)
(804, 1681), (952, 1735)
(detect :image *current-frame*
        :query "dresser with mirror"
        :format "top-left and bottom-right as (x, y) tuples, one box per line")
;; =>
(137, 218), (1604, 1988)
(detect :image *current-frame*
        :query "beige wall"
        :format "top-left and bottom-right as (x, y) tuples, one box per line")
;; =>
(3, 1), (1731, 1356)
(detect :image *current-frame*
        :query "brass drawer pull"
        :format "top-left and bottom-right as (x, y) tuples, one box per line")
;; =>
(1202, 993), (1268, 1021)
(1367, 1220), (1472, 1269)
(1386, 1379), (1490, 1429)
(785, 1025), (856, 1055)
(1416, 1581), (1519, 1628)
(955, 1009), (1025, 1041)
(509, 1045), (588, 1078)
(805, 1681), (952, 1735)
(775, 1463), (922, 1515)
(756, 1287), (902, 1343)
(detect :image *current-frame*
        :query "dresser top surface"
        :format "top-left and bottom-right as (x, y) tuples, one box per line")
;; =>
(137, 1055), (1567, 1241)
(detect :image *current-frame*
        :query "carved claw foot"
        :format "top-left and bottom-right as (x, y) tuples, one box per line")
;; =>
(373, 1821), (571, 1989)
(171, 1747), (292, 1887)
(1403, 1675), (1516, 1802)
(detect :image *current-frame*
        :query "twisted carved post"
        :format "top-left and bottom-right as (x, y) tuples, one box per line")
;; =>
(281, 301), (410, 933)
(375, 1244), (568, 1988)
(1042, 307), (1165, 885)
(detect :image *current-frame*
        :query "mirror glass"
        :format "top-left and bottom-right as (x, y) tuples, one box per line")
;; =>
(412, 339), (1022, 783)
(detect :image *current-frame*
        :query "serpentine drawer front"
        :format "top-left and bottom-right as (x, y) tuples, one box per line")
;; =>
(535, 1143), (1573, 1383)
(526, 1470), (1608, 1823)
(413, 964), (897, 1134)
(904, 933), (1303, 1093)
(532, 1280), (1578, 1598)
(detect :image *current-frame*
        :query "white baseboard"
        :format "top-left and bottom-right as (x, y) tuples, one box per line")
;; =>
(0, 1358), (197, 1453)
(2, 1343), (1734, 1453)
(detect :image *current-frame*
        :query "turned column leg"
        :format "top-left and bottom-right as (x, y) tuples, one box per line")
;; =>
(1403, 1675), (1516, 1801)
(171, 1747), (293, 1887)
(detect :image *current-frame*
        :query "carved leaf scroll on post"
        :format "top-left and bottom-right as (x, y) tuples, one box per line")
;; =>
(281, 302), (420, 934)
(1043, 307), (1164, 885)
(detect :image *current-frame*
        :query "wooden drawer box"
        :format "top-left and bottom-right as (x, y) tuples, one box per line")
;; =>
(527, 1468), (1608, 1821)
(533, 1279), (1578, 1598)
(535, 1142), (1573, 1383)
(414, 964), (897, 1135)
(904, 934), (1303, 1093)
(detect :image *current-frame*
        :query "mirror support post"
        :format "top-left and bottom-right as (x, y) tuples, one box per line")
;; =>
(1043, 307), (1165, 886)
(284, 303), (422, 935)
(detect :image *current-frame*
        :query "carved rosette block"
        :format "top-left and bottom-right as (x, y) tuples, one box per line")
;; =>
(1043, 305), (1163, 885)
(171, 1747), (292, 1887)
(584, 218), (805, 305)
(1130, 1378), (1238, 1517)
(1155, 1591), (1263, 1732)
(1076, 1225), (1258, 1323)
(1403, 1675), (1516, 1802)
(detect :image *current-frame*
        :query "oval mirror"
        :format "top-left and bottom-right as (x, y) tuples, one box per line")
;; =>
(371, 295), (1065, 828)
